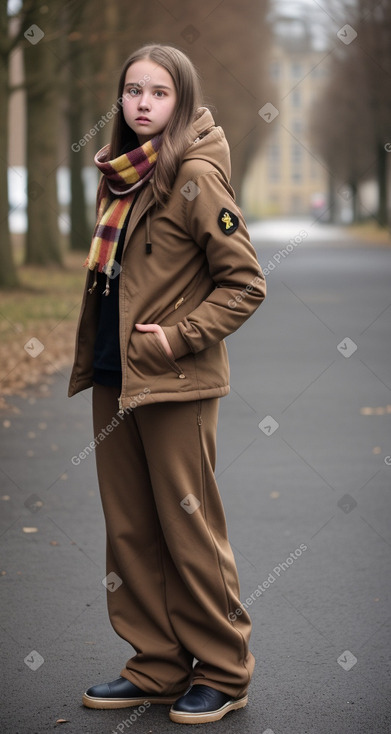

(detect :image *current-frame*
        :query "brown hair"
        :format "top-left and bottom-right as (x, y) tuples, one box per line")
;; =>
(110, 44), (203, 206)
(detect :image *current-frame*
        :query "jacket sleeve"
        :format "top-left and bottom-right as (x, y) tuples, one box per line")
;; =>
(162, 170), (266, 360)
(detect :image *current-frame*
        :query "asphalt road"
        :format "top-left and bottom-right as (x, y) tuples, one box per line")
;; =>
(1, 218), (390, 734)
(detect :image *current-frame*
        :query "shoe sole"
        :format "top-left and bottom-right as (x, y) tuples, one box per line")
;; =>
(82, 692), (179, 709)
(169, 694), (248, 724)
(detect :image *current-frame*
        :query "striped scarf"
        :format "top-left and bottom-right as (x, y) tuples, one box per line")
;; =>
(85, 135), (162, 293)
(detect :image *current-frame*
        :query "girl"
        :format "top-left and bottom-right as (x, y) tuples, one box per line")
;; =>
(69, 44), (266, 725)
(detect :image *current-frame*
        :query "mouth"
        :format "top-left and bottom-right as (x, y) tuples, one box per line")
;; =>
(135, 116), (151, 123)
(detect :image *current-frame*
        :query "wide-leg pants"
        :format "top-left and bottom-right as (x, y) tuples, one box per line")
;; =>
(92, 384), (255, 699)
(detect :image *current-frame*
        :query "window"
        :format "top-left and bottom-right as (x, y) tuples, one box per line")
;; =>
(310, 155), (320, 179)
(291, 62), (303, 79)
(291, 143), (302, 182)
(291, 194), (302, 212)
(291, 90), (301, 108)
(292, 119), (303, 134)
(269, 61), (280, 80)
(268, 143), (280, 182)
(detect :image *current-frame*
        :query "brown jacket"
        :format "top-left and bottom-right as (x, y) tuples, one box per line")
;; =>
(68, 108), (266, 411)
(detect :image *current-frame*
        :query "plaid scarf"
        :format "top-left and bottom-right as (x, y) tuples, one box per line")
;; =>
(85, 135), (162, 294)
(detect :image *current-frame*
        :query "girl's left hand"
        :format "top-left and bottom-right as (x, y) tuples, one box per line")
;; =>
(135, 323), (175, 360)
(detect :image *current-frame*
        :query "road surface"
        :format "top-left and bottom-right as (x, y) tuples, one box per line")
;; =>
(1, 218), (390, 733)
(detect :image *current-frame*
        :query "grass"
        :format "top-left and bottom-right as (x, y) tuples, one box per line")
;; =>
(0, 247), (87, 412)
(345, 219), (391, 245)
(1, 255), (86, 336)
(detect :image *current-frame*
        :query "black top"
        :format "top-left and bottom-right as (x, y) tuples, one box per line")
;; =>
(92, 204), (133, 388)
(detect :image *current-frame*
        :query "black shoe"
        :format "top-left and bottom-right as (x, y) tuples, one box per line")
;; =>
(82, 676), (182, 709)
(169, 684), (248, 724)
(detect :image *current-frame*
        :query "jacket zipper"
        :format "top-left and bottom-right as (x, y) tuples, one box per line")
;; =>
(118, 190), (156, 412)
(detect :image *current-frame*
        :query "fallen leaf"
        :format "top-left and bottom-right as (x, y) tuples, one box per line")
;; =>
(22, 527), (38, 533)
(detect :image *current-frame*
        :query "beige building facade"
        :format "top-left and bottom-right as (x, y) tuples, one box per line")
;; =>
(243, 22), (329, 218)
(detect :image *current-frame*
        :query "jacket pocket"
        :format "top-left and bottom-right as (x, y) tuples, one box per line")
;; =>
(150, 333), (187, 379)
(127, 331), (187, 381)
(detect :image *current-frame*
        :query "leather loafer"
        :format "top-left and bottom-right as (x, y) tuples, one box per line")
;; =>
(169, 684), (248, 724)
(82, 676), (182, 709)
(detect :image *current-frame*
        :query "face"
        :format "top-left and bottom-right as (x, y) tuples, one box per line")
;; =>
(122, 59), (177, 144)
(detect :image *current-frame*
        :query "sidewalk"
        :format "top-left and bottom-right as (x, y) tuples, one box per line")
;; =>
(1, 223), (390, 733)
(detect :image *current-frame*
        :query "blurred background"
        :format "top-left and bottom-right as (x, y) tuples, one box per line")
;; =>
(0, 0), (390, 404)
(1, 7), (391, 730)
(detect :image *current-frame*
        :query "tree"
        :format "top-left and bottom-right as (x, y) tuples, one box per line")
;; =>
(63, 3), (91, 252)
(23, 0), (63, 265)
(66, 0), (272, 201)
(310, 47), (374, 222)
(310, 0), (391, 226)
(0, 2), (24, 287)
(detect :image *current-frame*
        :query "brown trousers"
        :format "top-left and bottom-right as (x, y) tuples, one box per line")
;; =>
(92, 384), (254, 699)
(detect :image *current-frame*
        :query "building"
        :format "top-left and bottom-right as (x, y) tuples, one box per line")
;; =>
(242, 16), (329, 218)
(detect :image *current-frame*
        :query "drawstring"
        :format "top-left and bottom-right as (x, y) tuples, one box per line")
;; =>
(87, 264), (111, 296)
(145, 209), (152, 255)
(102, 273), (110, 296)
(88, 265), (98, 294)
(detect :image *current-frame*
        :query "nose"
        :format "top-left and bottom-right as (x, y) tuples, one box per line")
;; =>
(137, 92), (151, 111)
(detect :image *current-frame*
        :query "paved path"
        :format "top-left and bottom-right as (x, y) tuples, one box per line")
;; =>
(1, 218), (390, 733)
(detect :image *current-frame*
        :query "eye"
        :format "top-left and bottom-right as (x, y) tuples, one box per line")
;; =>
(154, 90), (165, 98)
(124, 87), (140, 97)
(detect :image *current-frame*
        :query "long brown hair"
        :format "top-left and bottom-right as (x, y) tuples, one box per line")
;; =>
(110, 44), (203, 206)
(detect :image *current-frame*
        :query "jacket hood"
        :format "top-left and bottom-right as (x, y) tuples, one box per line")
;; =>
(183, 107), (231, 182)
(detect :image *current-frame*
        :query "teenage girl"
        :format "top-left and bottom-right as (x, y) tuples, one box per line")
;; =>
(69, 43), (266, 725)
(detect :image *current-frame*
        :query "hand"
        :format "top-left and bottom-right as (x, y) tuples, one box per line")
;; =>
(135, 323), (175, 360)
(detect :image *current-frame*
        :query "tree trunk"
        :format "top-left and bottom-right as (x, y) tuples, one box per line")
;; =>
(377, 139), (388, 227)
(0, 7), (19, 287)
(328, 171), (337, 223)
(68, 45), (90, 251)
(350, 180), (359, 222)
(23, 2), (62, 265)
